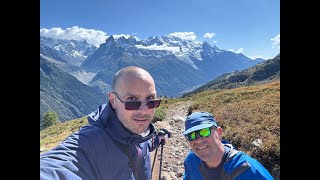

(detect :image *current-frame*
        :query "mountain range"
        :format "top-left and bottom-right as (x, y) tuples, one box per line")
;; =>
(181, 54), (280, 97)
(79, 35), (264, 96)
(40, 34), (269, 127)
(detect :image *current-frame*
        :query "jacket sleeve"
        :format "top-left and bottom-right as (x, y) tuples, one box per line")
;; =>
(40, 133), (100, 180)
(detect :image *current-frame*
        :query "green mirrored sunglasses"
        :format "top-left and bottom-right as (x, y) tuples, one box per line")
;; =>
(185, 127), (211, 141)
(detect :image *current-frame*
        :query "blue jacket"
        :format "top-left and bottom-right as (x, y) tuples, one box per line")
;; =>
(40, 103), (160, 180)
(183, 144), (274, 180)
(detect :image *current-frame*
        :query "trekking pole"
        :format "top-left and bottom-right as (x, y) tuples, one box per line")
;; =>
(155, 128), (172, 180)
(151, 146), (158, 177)
(158, 139), (165, 180)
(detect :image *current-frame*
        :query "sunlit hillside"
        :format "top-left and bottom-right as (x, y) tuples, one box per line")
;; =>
(40, 116), (88, 152)
(186, 80), (280, 178)
(40, 80), (280, 179)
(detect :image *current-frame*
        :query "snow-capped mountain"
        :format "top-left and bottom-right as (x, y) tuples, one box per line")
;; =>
(41, 34), (264, 97)
(79, 35), (263, 96)
(40, 34), (266, 125)
(40, 36), (99, 84)
(40, 36), (97, 66)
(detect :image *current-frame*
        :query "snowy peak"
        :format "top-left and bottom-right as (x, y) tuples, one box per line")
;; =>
(100, 35), (115, 48)
(82, 33), (259, 72)
(115, 35), (138, 46)
(143, 36), (165, 46)
(40, 36), (97, 66)
(40, 34), (265, 98)
(97, 34), (219, 65)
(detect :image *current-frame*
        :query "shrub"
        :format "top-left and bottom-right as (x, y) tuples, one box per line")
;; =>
(43, 111), (60, 129)
(152, 108), (166, 122)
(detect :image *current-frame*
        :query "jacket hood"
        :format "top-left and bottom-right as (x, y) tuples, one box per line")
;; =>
(87, 102), (156, 145)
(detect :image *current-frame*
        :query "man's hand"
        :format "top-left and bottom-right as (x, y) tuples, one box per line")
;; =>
(157, 128), (172, 145)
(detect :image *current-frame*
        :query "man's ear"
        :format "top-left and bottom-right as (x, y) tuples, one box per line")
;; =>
(108, 92), (116, 109)
(216, 127), (223, 140)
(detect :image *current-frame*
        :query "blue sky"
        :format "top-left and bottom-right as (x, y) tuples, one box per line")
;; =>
(40, 0), (280, 60)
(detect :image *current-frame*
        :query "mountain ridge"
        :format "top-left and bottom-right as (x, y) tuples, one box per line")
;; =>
(78, 35), (264, 96)
(40, 56), (106, 129)
(182, 53), (280, 97)
(40, 34), (268, 126)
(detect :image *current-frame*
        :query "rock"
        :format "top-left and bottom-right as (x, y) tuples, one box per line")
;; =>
(172, 115), (185, 122)
(252, 138), (263, 147)
(40, 147), (45, 152)
(161, 172), (172, 180)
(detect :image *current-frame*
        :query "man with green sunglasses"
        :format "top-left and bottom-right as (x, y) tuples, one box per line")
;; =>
(183, 111), (274, 180)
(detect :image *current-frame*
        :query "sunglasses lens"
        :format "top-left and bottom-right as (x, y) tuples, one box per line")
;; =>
(190, 131), (196, 140)
(146, 100), (162, 109)
(186, 131), (196, 141)
(125, 102), (141, 110)
(124, 100), (161, 110)
(199, 128), (211, 137)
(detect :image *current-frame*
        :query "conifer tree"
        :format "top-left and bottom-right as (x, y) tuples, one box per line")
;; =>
(43, 111), (60, 129)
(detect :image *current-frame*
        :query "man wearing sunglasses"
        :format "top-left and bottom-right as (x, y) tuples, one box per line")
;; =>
(182, 111), (274, 180)
(40, 66), (169, 180)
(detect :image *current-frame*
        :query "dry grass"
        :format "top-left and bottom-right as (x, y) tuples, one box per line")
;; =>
(40, 81), (280, 179)
(186, 80), (280, 179)
(40, 116), (88, 152)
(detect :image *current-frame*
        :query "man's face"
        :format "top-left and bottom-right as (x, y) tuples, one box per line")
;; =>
(188, 127), (223, 162)
(109, 73), (157, 134)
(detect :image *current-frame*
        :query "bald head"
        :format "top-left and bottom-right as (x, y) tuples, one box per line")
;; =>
(112, 66), (154, 92)
(109, 66), (158, 134)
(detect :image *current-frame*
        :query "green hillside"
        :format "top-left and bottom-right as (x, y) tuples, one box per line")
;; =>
(40, 56), (106, 129)
(40, 80), (280, 179)
(186, 80), (280, 177)
(182, 54), (280, 97)
(40, 116), (88, 152)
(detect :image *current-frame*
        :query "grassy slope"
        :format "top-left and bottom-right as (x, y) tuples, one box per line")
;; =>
(186, 80), (280, 178)
(40, 116), (88, 152)
(40, 80), (280, 178)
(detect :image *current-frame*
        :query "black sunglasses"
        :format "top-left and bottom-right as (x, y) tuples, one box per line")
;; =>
(113, 92), (161, 110)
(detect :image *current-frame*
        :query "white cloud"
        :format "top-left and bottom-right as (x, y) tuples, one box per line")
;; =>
(213, 40), (218, 43)
(113, 34), (132, 39)
(204, 32), (215, 39)
(40, 26), (108, 47)
(271, 34), (280, 49)
(229, 48), (244, 54)
(168, 32), (197, 41)
(135, 44), (180, 53)
(112, 34), (140, 41)
(248, 55), (267, 60)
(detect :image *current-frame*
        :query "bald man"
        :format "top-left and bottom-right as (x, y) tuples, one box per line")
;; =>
(40, 66), (165, 180)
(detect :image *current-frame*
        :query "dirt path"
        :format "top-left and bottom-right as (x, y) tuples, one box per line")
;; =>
(150, 101), (193, 180)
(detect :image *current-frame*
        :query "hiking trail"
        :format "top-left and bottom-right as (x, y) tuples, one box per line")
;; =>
(151, 100), (193, 180)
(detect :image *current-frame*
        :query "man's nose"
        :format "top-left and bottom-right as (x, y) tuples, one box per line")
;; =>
(138, 102), (149, 110)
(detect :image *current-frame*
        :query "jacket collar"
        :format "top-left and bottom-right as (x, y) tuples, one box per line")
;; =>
(88, 102), (156, 145)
